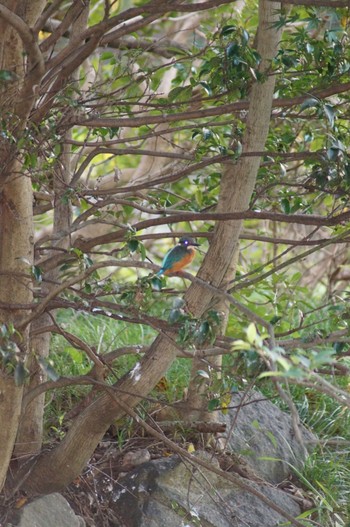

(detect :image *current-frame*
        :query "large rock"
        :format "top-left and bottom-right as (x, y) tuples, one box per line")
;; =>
(221, 390), (316, 484)
(5, 493), (85, 527)
(109, 454), (301, 527)
(6, 390), (313, 527)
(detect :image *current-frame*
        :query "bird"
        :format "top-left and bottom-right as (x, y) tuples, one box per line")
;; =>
(156, 237), (200, 276)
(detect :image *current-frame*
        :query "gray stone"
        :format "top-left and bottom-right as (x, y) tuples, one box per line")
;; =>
(220, 390), (316, 484)
(7, 493), (85, 527)
(110, 455), (301, 527)
(7, 391), (313, 527)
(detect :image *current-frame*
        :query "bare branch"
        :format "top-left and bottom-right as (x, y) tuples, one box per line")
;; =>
(73, 81), (350, 129)
(73, 208), (350, 253)
(275, 0), (349, 6)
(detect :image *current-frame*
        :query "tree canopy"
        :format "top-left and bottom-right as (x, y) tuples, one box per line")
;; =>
(1, 0), (350, 524)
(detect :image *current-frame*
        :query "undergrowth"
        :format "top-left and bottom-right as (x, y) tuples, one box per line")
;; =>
(46, 309), (350, 526)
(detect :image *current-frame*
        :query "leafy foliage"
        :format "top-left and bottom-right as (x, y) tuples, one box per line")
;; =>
(1, 1), (350, 523)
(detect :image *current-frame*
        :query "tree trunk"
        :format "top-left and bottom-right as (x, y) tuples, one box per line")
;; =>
(15, 139), (73, 457)
(14, 0), (283, 496)
(185, 0), (284, 418)
(0, 0), (46, 491)
(0, 171), (34, 491)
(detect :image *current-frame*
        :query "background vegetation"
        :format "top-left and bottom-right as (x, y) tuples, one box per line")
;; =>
(1, 0), (350, 525)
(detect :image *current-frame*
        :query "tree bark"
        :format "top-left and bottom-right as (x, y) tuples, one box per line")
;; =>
(185, 0), (284, 418)
(0, 0), (45, 491)
(16, 0), (284, 495)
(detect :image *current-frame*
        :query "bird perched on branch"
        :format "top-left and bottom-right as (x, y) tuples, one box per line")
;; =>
(156, 237), (200, 276)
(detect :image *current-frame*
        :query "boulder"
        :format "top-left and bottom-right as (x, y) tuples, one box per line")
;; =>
(109, 454), (301, 527)
(5, 493), (85, 527)
(220, 390), (316, 484)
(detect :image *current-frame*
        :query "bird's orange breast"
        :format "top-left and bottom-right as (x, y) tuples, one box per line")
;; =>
(163, 248), (196, 275)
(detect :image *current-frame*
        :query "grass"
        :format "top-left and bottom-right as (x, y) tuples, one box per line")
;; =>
(45, 308), (157, 435)
(268, 382), (350, 527)
(45, 308), (350, 526)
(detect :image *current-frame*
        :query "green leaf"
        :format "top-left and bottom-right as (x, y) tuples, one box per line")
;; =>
(168, 309), (181, 324)
(311, 348), (336, 368)
(198, 81), (212, 96)
(265, 430), (278, 448)
(231, 339), (251, 351)
(220, 25), (237, 37)
(14, 362), (27, 387)
(101, 51), (115, 60)
(208, 398), (221, 411)
(269, 315), (282, 325)
(327, 147), (339, 161)
(128, 239), (139, 252)
(139, 243), (146, 261)
(246, 323), (257, 344)
(151, 276), (162, 291)
(31, 265), (43, 282)
(38, 357), (60, 381)
(300, 97), (319, 111)
(108, 127), (119, 139)
(226, 42), (240, 59)
(251, 419), (260, 430)
(202, 128), (213, 140)
(195, 321), (210, 345)
(65, 346), (84, 364)
(281, 197), (290, 214)
(168, 86), (192, 103)
(241, 29), (249, 46)
(324, 104), (335, 128)
(0, 69), (17, 82)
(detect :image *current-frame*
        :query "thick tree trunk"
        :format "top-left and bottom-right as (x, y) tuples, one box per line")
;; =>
(185, 0), (284, 417)
(15, 0), (283, 496)
(0, 172), (34, 491)
(16, 140), (73, 457)
(0, 0), (45, 490)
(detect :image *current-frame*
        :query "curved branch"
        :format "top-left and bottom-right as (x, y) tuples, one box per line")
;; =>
(0, 5), (43, 73)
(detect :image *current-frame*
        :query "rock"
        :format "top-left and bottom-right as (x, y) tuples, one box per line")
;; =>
(6, 493), (85, 527)
(103, 391), (315, 526)
(220, 390), (316, 484)
(108, 454), (301, 527)
(6, 391), (314, 527)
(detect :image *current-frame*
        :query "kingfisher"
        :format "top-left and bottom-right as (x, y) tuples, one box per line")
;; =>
(156, 237), (200, 276)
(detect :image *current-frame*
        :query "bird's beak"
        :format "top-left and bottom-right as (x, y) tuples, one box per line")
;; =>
(190, 241), (200, 246)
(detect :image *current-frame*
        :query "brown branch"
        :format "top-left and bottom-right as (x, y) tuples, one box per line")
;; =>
(82, 0), (240, 44)
(39, 2), (87, 52)
(106, 35), (188, 58)
(73, 81), (350, 129)
(0, 4), (45, 119)
(40, 14), (188, 59)
(81, 153), (229, 194)
(74, 209), (350, 253)
(0, 5), (43, 72)
(276, 0), (349, 6)
(231, 227), (350, 292)
(33, 0), (67, 34)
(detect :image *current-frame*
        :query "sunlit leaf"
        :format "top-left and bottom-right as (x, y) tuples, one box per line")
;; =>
(246, 323), (257, 344)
